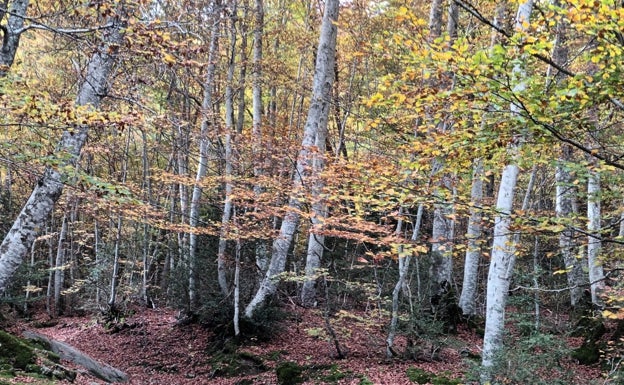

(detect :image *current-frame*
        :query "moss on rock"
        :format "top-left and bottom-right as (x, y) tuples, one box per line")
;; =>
(0, 330), (36, 370)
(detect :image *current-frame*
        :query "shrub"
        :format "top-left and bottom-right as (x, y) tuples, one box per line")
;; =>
(276, 361), (305, 385)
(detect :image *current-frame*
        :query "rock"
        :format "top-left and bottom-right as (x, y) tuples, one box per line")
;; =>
(23, 330), (128, 383)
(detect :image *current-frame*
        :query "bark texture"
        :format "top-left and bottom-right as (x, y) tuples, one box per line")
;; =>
(217, 2), (238, 298)
(245, 0), (339, 318)
(458, 159), (483, 316)
(481, 0), (534, 380)
(0, 0), (29, 76)
(0, 17), (124, 294)
(556, 146), (584, 306)
(587, 165), (604, 306)
(189, 2), (222, 305)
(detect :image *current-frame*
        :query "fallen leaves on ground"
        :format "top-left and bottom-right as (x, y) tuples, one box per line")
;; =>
(5, 304), (603, 385)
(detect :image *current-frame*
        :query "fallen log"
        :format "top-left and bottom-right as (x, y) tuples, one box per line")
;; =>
(23, 330), (128, 383)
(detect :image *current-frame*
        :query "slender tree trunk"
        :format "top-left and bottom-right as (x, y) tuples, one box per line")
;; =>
(217, 1), (238, 297)
(0, 14), (124, 294)
(481, 1), (534, 380)
(94, 220), (101, 309)
(429, 0), (459, 303)
(252, 0), (269, 279)
(46, 225), (54, 315)
(53, 214), (68, 316)
(430, 172), (455, 300)
(23, 235), (37, 313)
(544, 0), (585, 308)
(141, 129), (152, 304)
(587, 163), (604, 306)
(300, 0), (340, 308)
(189, 2), (222, 306)
(556, 146), (584, 306)
(108, 215), (122, 310)
(245, 0), (339, 318)
(386, 206), (421, 357)
(233, 210), (241, 336)
(236, 0), (248, 134)
(458, 159), (483, 316)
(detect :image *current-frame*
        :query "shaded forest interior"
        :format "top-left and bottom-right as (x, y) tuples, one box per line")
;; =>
(0, 0), (623, 383)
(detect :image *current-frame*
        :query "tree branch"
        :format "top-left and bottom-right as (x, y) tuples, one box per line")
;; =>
(15, 22), (115, 36)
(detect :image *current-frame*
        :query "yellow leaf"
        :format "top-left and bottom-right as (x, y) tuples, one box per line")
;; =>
(163, 53), (176, 65)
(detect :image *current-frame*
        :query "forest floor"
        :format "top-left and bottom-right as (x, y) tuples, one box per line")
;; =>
(3, 303), (605, 385)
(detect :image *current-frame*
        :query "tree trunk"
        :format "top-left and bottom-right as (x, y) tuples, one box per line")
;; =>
(189, 1), (222, 306)
(430, 173), (455, 301)
(217, 0), (238, 298)
(245, 0), (339, 318)
(587, 163), (604, 306)
(458, 159), (483, 316)
(556, 146), (585, 306)
(428, 0), (459, 304)
(252, 0), (269, 279)
(53, 214), (68, 317)
(0, 0), (29, 76)
(386, 206), (422, 357)
(481, 1), (533, 381)
(108, 216), (123, 310)
(299, 0), (340, 308)
(0, 14), (124, 294)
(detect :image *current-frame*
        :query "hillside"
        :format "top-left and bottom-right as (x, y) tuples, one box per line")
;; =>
(2, 305), (603, 385)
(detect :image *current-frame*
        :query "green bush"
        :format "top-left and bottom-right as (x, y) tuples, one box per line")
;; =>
(276, 361), (305, 385)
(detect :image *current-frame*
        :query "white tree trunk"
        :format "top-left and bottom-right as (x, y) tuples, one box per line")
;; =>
(245, 0), (339, 318)
(481, 162), (520, 377)
(430, 172), (455, 300)
(428, 0), (458, 303)
(556, 148), (584, 306)
(251, 0), (269, 279)
(217, 2), (238, 298)
(459, 159), (483, 316)
(189, 3), (222, 306)
(481, 1), (533, 380)
(108, 216), (123, 309)
(53, 215), (68, 316)
(0, 16), (124, 294)
(300, 131), (329, 306)
(587, 165), (604, 306)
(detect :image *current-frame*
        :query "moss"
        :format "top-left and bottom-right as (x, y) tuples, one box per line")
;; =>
(406, 368), (460, 385)
(210, 350), (266, 378)
(0, 331), (36, 370)
(276, 361), (305, 385)
(431, 373), (462, 385)
(406, 367), (431, 384)
(265, 350), (287, 361)
(318, 364), (349, 383)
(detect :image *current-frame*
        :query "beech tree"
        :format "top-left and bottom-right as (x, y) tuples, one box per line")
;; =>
(0, 9), (125, 294)
(481, 0), (534, 379)
(245, 0), (339, 318)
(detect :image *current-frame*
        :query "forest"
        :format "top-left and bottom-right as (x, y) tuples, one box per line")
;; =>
(0, 0), (622, 384)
